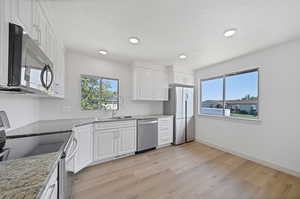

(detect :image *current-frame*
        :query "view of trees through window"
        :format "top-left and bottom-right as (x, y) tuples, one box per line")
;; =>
(81, 75), (119, 110)
(200, 69), (258, 119)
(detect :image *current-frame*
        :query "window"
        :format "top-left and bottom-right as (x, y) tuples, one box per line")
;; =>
(80, 75), (119, 110)
(200, 69), (259, 119)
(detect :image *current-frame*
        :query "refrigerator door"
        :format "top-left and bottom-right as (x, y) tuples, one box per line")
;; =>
(175, 87), (184, 119)
(183, 87), (194, 117)
(174, 118), (185, 145)
(186, 116), (195, 142)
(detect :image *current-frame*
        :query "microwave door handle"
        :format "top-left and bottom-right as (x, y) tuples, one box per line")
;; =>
(40, 65), (54, 90)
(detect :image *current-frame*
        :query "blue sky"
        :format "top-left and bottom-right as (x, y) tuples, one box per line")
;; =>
(202, 71), (258, 101)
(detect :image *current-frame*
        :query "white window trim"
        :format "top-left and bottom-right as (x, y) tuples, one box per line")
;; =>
(197, 68), (260, 121)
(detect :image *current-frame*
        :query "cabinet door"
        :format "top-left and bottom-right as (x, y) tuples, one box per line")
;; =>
(74, 125), (93, 173)
(152, 70), (169, 101)
(94, 129), (117, 161)
(158, 117), (173, 146)
(9, 0), (33, 34)
(134, 68), (153, 100)
(0, 0), (9, 85)
(53, 40), (65, 98)
(118, 127), (136, 155)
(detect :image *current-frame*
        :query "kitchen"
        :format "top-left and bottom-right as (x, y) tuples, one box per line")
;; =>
(1, 1), (300, 199)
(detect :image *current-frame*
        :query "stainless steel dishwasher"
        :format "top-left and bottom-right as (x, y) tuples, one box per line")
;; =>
(136, 119), (158, 153)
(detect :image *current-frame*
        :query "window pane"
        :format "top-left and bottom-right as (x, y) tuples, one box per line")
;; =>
(101, 78), (119, 110)
(225, 71), (258, 118)
(200, 77), (224, 116)
(80, 75), (101, 110)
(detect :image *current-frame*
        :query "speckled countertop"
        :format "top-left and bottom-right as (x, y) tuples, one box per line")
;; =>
(1, 114), (173, 199)
(6, 115), (173, 138)
(0, 152), (61, 199)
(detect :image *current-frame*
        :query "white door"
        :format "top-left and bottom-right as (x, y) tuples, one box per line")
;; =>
(94, 129), (117, 161)
(118, 127), (136, 155)
(73, 125), (93, 173)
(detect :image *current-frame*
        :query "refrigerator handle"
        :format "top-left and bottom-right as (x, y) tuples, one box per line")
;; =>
(185, 99), (187, 142)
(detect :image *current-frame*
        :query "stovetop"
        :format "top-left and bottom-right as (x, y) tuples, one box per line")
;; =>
(0, 132), (71, 162)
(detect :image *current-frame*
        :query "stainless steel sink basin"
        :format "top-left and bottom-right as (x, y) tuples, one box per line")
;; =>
(94, 116), (133, 122)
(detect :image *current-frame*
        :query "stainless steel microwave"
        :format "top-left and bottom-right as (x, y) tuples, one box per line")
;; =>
(0, 23), (54, 95)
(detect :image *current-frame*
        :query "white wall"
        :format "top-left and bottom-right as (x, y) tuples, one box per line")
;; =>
(0, 94), (40, 129)
(195, 39), (300, 176)
(39, 50), (163, 120)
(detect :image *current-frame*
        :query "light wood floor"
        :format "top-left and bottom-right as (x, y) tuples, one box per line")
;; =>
(72, 142), (300, 199)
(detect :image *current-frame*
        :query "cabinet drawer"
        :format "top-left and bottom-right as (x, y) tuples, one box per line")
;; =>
(159, 136), (172, 145)
(95, 120), (136, 130)
(158, 117), (172, 128)
(159, 129), (170, 137)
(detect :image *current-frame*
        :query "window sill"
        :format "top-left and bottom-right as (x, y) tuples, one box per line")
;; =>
(197, 114), (261, 122)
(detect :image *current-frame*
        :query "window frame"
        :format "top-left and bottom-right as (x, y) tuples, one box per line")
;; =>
(80, 74), (120, 111)
(199, 68), (260, 120)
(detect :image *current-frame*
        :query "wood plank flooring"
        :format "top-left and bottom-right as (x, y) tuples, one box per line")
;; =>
(72, 142), (300, 199)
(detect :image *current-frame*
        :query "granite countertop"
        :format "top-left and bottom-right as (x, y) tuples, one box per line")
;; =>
(1, 114), (173, 199)
(6, 115), (173, 138)
(0, 152), (61, 199)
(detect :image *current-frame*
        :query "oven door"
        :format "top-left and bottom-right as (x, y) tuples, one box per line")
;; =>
(59, 135), (78, 199)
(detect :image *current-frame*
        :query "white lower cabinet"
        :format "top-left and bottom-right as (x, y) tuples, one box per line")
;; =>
(118, 127), (137, 156)
(73, 125), (93, 174)
(94, 129), (118, 161)
(158, 116), (174, 146)
(40, 165), (58, 199)
(94, 121), (137, 162)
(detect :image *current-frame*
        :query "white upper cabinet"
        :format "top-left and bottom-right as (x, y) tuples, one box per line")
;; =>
(169, 71), (195, 86)
(0, 0), (66, 97)
(167, 66), (195, 86)
(133, 66), (169, 101)
(9, 0), (33, 35)
(0, 0), (9, 86)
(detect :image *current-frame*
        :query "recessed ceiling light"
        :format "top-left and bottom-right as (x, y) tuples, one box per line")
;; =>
(223, 28), (237, 38)
(179, 54), (187, 60)
(98, 50), (108, 55)
(128, 37), (140, 44)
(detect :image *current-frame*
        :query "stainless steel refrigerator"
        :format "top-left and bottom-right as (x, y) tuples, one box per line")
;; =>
(164, 85), (195, 145)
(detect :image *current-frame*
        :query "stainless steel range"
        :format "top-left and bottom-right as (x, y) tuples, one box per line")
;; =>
(0, 111), (76, 199)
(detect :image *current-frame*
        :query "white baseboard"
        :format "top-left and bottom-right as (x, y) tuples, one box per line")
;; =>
(195, 137), (300, 178)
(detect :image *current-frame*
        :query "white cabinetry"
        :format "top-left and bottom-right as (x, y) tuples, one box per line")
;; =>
(94, 120), (137, 162)
(94, 129), (117, 161)
(0, 0), (65, 97)
(40, 165), (58, 199)
(0, 0), (9, 86)
(118, 127), (137, 155)
(9, 0), (33, 34)
(73, 125), (93, 173)
(168, 66), (194, 86)
(158, 116), (174, 146)
(133, 67), (169, 101)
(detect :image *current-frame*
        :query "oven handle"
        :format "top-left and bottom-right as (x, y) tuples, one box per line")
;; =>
(45, 183), (56, 199)
(66, 137), (79, 162)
